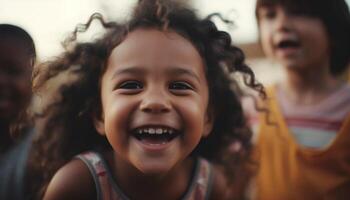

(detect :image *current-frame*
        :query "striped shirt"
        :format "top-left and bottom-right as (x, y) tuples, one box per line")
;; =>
(243, 83), (350, 149)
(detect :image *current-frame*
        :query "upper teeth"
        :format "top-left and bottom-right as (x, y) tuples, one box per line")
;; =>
(136, 127), (174, 135)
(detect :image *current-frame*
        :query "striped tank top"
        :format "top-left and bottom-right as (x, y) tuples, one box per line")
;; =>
(76, 151), (214, 200)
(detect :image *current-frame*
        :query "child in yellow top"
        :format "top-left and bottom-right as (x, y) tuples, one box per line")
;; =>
(250, 0), (350, 199)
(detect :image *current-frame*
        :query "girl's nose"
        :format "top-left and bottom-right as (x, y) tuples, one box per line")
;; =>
(139, 89), (172, 113)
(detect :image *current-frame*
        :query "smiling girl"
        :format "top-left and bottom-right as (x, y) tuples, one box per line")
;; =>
(28, 0), (264, 199)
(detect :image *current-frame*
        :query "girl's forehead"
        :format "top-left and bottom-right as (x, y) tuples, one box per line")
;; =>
(257, 0), (281, 7)
(110, 28), (201, 60)
(256, 0), (320, 19)
(107, 28), (205, 73)
(257, 0), (314, 11)
(0, 38), (31, 59)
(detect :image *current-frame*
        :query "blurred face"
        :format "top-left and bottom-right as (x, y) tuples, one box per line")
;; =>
(257, 4), (330, 71)
(95, 28), (213, 175)
(0, 38), (32, 122)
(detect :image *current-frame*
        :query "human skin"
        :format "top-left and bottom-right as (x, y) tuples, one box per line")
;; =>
(257, 4), (344, 105)
(0, 37), (32, 152)
(93, 28), (214, 198)
(258, 4), (330, 72)
(0, 38), (32, 123)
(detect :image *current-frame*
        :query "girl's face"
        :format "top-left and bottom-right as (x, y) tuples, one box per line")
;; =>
(257, 4), (330, 71)
(0, 38), (32, 122)
(95, 28), (213, 175)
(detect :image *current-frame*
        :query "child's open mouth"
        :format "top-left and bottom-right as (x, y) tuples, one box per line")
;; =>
(275, 38), (302, 57)
(132, 126), (180, 145)
(276, 39), (301, 53)
(277, 40), (300, 49)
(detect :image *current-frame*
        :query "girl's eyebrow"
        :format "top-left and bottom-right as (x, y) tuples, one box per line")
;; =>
(111, 66), (201, 82)
(111, 67), (146, 80)
(166, 67), (201, 83)
(258, 4), (276, 10)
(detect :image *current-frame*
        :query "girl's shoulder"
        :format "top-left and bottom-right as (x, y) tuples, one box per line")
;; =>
(43, 158), (96, 200)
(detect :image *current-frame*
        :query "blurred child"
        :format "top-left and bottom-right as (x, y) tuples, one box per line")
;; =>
(29, 0), (264, 199)
(0, 24), (36, 200)
(0, 24), (36, 153)
(250, 0), (350, 199)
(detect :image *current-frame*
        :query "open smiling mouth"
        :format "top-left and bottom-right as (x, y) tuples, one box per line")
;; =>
(132, 126), (180, 144)
(277, 39), (301, 49)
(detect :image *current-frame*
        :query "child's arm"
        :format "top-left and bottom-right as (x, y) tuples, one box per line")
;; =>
(43, 159), (96, 200)
(209, 167), (230, 200)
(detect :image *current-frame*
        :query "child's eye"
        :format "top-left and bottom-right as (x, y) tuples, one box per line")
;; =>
(259, 7), (276, 19)
(287, 8), (315, 18)
(266, 10), (276, 19)
(118, 81), (143, 90)
(169, 81), (193, 90)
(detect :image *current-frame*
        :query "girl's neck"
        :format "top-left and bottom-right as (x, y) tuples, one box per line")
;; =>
(280, 67), (345, 105)
(108, 152), (194, 200)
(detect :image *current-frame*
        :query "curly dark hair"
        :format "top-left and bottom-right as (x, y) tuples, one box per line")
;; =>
(29, 0), (265, 197)
(255, 0), (350, 76)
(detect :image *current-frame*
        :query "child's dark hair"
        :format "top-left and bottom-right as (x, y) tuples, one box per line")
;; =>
(29, 0), (264, 197)
(255, 0), (350, 76)
(0, 24), (36, 65)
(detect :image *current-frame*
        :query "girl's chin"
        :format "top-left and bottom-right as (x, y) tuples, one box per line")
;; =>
(128, 136), (184, 176)
(134, 161), (176, 176)
(130, 146), (181, 176)
(278, 58), (305, 70)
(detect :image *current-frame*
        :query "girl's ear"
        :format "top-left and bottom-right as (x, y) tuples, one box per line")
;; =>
(93, 110), (106, 136)
(203, 108), (215, 138)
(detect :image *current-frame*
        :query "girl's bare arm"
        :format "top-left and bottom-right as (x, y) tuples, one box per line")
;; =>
(43, 159), (96, 200)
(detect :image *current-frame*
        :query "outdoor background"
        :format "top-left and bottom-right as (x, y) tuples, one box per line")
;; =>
(1, 0), (350, 85)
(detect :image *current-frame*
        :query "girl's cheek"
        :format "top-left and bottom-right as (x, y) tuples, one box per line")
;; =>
(260, 32), (271, 53)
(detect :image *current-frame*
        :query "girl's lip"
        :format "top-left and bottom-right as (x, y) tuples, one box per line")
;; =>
(274, 34), (299, 46)
(132, 136), (178, 153)
(129, 124), (182, 135)
(276, 46), (300, 57)
(131, 125), (179, 132)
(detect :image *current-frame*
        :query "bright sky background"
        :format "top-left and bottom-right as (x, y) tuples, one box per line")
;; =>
(1, 0), (349, 60)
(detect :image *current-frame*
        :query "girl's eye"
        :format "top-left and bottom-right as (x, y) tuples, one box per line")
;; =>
(259, 7), (276, 19)
(118, 81), (143, 90)
(169, 82), (193, 90)
(287, 8), (314, 18)
(266, 10), (276, 19)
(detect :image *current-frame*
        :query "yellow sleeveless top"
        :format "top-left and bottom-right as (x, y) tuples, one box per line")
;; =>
(254, 87), (350, 200)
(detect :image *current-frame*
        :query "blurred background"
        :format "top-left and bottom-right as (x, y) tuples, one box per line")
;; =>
(1, 0), (350, 84)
